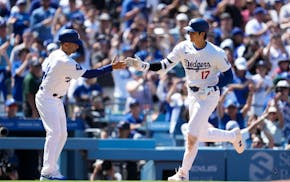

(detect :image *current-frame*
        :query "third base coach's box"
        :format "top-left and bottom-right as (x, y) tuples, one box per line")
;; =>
(227, 150), (290, 181)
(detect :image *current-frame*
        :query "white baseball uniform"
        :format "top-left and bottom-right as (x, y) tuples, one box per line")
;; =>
(165, 40), (237, 171)
(35, 49), (86, 176)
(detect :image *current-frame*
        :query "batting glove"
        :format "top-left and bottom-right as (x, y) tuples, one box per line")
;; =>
(125, 55), (150, 71)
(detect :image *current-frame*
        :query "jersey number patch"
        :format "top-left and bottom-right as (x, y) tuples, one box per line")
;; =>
(201, 70), (210, 79)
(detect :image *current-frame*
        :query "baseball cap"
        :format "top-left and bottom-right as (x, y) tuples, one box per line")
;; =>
(224, 99), (239, 108)
(71, 13), (84, 24)
(277, 54), (290, 64)
(231, 27), (244, 37)
(220, 38), (234, 51)
(29, 60), (41, 67)
(157, 3), (166, 11)
(220, 12), (231, 20)
(58, 29), (82, 46)
(176, 13), (188, 21)
(99, 13), (110, 21)
(129, 99), (140, 108)
(276, 80), (289, 88)
(5, 98), (17, 107)
(226, 120), (239, 130)
(235, 57), (247, 70)
(16, 0), (26, 5)
(268, 106), (277, 113)
(117, 121), (130, 130)
(154, 27), (165, 35)
(184, 18), (209, 33)
(254, 7), (267, 15)
(121, 45), (133, 53)
(256, 60), (267, 67)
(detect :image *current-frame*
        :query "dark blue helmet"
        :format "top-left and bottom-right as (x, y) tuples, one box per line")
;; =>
(184, 18), (209, 33)
(58, 29), (82, 46)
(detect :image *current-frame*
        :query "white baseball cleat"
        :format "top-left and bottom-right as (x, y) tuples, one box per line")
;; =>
(232, 127), (244, 154)
(168, 168), (189, 181)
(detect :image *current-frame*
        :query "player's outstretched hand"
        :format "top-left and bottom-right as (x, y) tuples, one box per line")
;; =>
(112, 56), (127, 70)
(125, 55), (149, 71)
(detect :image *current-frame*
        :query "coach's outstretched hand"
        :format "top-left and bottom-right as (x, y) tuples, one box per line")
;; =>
(125, 55), (149, 71)
(112, 56), (127, 69)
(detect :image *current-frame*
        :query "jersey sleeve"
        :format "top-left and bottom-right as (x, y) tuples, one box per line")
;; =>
(216, 51), (231, 72)
(63, 58), (87, 80)
(166, 43), (184, 64)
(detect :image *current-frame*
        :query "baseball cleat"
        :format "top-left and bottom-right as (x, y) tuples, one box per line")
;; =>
(232, 127), (244, 154)
(168, 168), (189, 181)
(40, 171), (67, 181)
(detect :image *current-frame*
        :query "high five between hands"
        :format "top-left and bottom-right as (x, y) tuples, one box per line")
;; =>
(125, 55), (150, 71)
(112, 55), (149, 71)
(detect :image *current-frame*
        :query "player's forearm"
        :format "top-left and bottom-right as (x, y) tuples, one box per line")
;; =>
(82, 64), (113, 78)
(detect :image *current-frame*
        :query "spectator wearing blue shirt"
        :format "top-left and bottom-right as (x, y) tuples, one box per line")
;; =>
(121, 0), (148, 30)
(0, 19), (12, 102)
(217, 83), (254, 130)
(125, 100), (146, 139)
(73, 78), (103, 106)
(11, 48), (31, 103)
(231, 57), (252, 108)
(30, 0), (56, 42)
(59, 0), (84, 23)
(8, 0), (30, 36)
(29, 0), (58, 15)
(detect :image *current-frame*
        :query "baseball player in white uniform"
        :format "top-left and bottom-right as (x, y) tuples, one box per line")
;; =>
(125, 18), (244, 181)
(36, 29), (126, 180)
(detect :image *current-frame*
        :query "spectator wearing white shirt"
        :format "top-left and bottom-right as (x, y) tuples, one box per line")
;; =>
(245, 7), (274, 45)
(250, 60), (273, 116)
(263, 33), (288, 77)
(279, 1), (290, 30)
(261, 105), (285, 148)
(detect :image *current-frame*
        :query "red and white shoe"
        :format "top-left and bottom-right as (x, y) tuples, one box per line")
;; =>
(168, 168), (189, 181)
(232, 127), (244, 154)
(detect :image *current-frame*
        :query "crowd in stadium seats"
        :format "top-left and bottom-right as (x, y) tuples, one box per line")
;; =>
(0, 0), (289, 180)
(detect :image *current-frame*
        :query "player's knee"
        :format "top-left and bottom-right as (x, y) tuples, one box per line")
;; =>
(186, 134), (197, 151)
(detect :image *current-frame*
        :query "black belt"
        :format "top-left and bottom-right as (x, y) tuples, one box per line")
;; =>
(40, 86), (63, 99)
(189, 86), (218, 92)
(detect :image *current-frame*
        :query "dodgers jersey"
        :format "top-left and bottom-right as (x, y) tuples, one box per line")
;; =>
(40, 49), (86, 96)
(167, 40), (231, 88)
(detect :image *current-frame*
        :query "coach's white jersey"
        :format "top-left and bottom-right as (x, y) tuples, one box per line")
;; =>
(167, 40), (231, 88)
(40, 49), (86, 96)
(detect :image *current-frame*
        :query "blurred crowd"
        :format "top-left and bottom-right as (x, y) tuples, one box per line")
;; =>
(0, 0), (290, 180)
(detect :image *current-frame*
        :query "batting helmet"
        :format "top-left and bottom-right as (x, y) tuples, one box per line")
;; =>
(58, 29), (82, 46)
(184, 18), (209, 33)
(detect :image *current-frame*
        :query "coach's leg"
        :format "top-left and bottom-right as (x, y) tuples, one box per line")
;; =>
(54, 102), (68, 173)
(36, 97), (62, 175)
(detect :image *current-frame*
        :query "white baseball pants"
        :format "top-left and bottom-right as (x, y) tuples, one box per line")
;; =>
(35, 91), (67, 176)
(182, 89), (235, 171)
